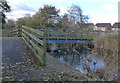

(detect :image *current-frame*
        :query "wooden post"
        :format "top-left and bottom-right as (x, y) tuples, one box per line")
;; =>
(57, 28), (59, 44)
(18, 26), (21, 37)
(10, 28), (12, 37)
(43, 26), (47, 66)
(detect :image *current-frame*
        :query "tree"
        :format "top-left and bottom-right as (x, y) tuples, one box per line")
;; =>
(58, 13), (80, 28)
(37, 5), (60, 27)
(60, 14), (72, 28)
(16, 14), (34, 27)
(23, 14), (33, 26)
(0, 0), (10, 12)
(6, 19), (15, 29)
(31, 13), (41, 27)
(16, 18), (26, 27)
(16, 5), (60, 28)
(0, 0), (11, 29)
(67, 5), (89, 28)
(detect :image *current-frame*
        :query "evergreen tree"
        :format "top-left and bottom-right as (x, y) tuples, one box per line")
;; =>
(0, 0), (11, 29)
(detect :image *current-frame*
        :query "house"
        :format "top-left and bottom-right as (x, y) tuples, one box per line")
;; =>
(112, 22), (120, 31)
(95, 23), (112, 31)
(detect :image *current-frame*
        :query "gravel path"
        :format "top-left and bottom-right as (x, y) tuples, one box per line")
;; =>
(2, 37), (91, 81)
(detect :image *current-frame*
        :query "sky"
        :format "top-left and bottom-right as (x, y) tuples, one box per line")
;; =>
(6, 0), (119, 25)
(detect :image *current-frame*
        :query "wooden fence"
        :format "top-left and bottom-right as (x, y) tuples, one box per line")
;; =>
(22, 26), (47, 66)
(46, 28), (97, 40)
(11, 26), (21, 37)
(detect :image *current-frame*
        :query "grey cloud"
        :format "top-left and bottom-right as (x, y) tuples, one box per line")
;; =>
(14, 3), (36, 12)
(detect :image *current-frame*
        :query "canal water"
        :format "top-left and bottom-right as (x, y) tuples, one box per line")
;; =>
(50, 48), (106, 74)
(43, 39), (106, 74)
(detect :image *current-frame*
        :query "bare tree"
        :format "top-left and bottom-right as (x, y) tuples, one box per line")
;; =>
(67, 5), (89, 28)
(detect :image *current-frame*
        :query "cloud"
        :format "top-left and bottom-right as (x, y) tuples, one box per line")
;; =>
(7, 0), (36, 12)
(43, 0), (119, 3)
(6, 0), (37, 20)
(58, 7), (67, 15)
(5, 0), (118, 24)
(6, 0), (68, 20)
(102, 4), (117, 11)
(15, 3), (36, 12)
(6, 0), (22, 6)
(110, 0), (120, 2)
(91, 13), (118, 25)
(6, 10), (36, 20)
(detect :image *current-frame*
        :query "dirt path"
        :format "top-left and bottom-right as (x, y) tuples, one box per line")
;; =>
(2, 37), (91, 81)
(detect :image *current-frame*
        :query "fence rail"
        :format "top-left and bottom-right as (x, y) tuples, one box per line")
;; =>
(11, 26), (21, 37)
(47, 28), (97, 40)
(22, 26), (46, 66)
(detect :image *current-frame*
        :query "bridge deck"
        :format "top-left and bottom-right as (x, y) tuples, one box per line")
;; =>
(2, 37), (90, 81)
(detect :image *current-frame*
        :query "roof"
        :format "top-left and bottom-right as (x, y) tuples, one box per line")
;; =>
(113, 22), (120, 28)
(96, 23), (112, 28)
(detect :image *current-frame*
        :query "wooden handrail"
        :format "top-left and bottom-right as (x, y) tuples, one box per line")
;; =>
(22, 26), (46, 66)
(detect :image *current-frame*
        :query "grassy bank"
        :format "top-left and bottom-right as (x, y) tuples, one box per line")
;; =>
(1, 29), (19, 37)
(1, 29), (12, 37)
(93, 33), (118, 51)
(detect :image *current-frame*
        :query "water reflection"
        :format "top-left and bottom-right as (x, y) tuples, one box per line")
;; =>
(50, 48), (106, 74)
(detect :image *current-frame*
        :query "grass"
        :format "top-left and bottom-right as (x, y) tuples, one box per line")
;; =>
(93, 30), (115, 32)
(93, 33), (118, 51)
(1, 29), (19, 37)
(1, 29), (11, 37)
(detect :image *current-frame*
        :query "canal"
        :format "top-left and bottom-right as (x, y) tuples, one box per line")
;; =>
(49, 47), (106, 74)
(46, 38), (118, 81)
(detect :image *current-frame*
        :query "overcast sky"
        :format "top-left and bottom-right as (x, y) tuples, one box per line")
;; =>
(6, 0), (119, 25)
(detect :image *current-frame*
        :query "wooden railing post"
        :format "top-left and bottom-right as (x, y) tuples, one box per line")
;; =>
(43, 27), (47, 66)
(10, 26), (22, 37)
(18, 26), (22, 37)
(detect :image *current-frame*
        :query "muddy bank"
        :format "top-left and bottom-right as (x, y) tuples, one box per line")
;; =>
(49, 47), (118, 81)
(92, 33), (118, 81)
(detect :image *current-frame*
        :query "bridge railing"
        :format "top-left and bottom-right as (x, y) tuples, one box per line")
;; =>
(22, 26), (46, 66)
(20, 26), (113, 66)
(47, 28), (95, 40)
(11, 26), (22, 37)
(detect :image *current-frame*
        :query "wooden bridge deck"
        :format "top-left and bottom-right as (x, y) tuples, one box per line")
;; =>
(2, 37), (90, 81)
